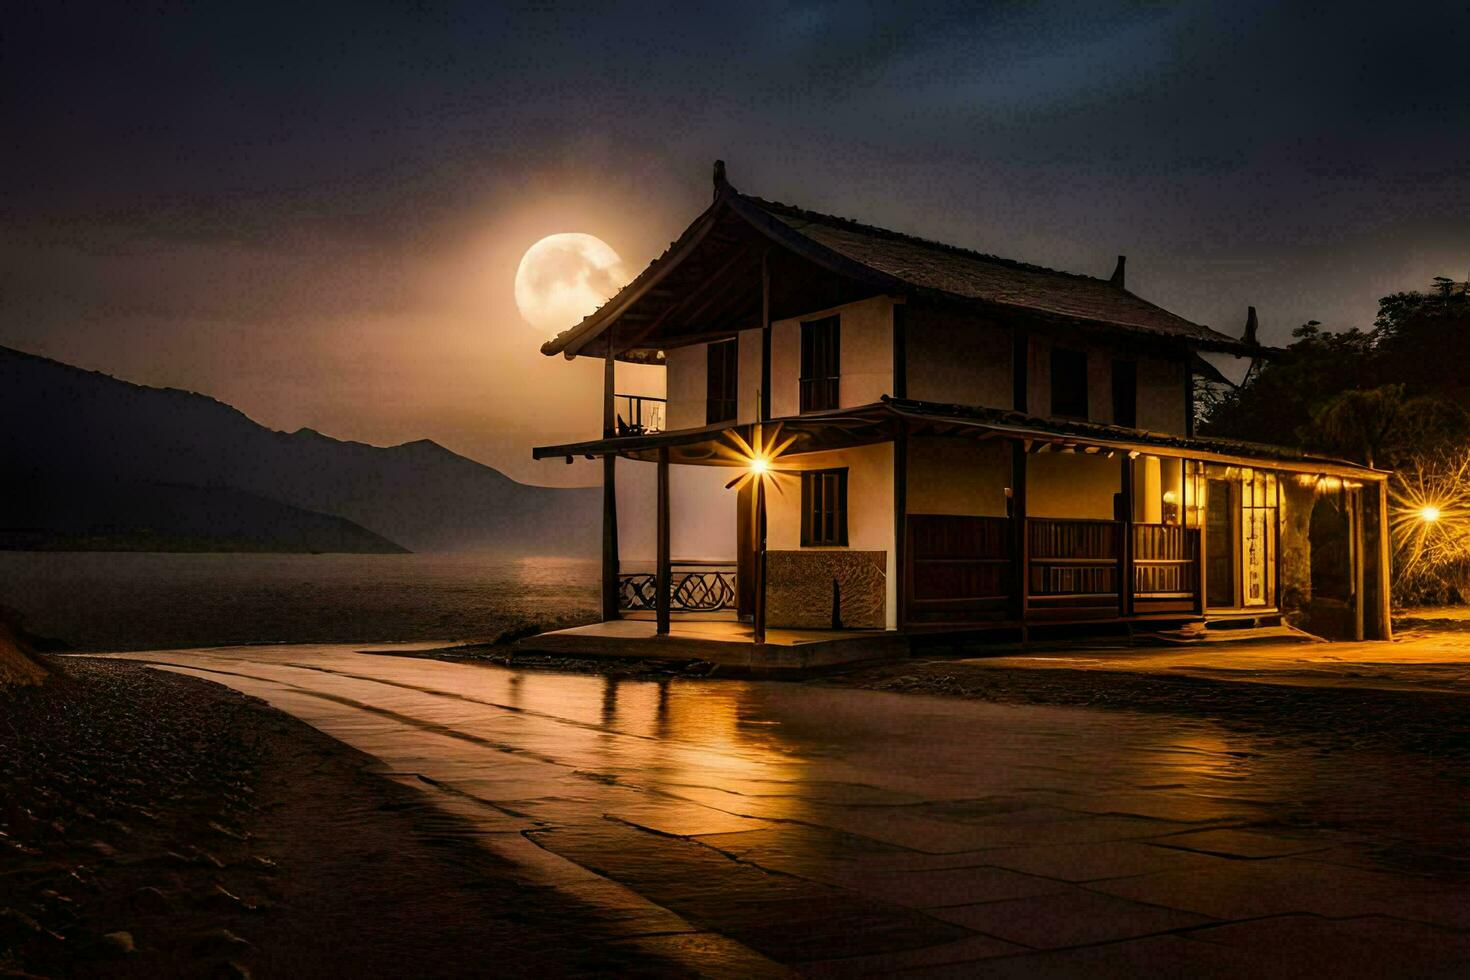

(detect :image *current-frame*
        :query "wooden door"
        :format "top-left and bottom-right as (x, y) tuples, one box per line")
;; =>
(1205, 479), (1235, 607)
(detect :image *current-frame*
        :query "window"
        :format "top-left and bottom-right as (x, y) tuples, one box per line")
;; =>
(1050, 347), (1088, 419)
(706, 338), (738, 424)
(1111, 359), (1137, 428)
(799, 315), (840, 413)
(801, 468), (848, 546)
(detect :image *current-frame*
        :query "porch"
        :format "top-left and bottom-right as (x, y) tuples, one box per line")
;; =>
(514, 614), (908, 677)
(534, 398), (1391, 651)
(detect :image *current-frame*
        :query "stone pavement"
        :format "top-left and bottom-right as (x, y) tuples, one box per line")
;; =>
(99, 644), (1470, 977)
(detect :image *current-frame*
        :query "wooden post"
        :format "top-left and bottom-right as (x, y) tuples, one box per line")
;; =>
(600, 329), (620, 622)
(1119, 453), (1134, 617)
(1012, 330), (1028, 412)
(655, 446), (670, 636)
(892, 301), (907, 399)
(893, 424), (908, 630)
(1377, 479), (1393, 640)
(1011, 441), (1028, 624)
(1184, 360), (1196, 438)
(760, 250), (772, 422)
(1352, 487), (1366, 641)
(753, 474), (767, 644)
(1193, 462), (1207, 616)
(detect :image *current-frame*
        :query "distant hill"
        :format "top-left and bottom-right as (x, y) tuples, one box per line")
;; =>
(0, 345), (600, 555)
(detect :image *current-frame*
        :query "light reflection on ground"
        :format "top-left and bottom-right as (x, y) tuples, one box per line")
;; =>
(95, 644), (1470, 974)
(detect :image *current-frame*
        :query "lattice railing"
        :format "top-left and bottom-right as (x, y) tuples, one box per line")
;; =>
(618, 564), (737, 612)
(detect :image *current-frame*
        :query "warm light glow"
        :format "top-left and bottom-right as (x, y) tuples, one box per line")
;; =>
(1162, 490), (1178, 504)
(721, 423), (797, 494)
(513, 233), (628, 332)
(1420, 505), (1441, 523)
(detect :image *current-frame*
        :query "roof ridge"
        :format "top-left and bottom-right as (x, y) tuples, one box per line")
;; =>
(739, 192), (1110, 286)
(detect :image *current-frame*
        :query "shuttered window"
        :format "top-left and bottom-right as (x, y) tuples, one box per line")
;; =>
(1050, 347), (1089, 419)
(799, 315), (840, 413)
(1111, 359), (1137, 427)
(706, 338), (738, 424)
(801, 468), (848, 546)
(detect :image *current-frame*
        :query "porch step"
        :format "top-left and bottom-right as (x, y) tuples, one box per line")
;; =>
(1141, 621), (1320, 647)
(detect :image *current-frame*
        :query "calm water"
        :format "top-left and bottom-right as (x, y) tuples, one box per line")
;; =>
(0, 552), (600, 651)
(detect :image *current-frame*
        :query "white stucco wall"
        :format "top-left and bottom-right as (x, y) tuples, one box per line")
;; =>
(663, 342), (708, 431)
(1026, 452), (1120, 520)
(1027, 333), (1187, 433)
(766, 442), (896, 629)
(906, 437), (1011, 517)
(738, 328), (763, 424)
(770, 296), (894, 418)
(617, 459), (737, 564)
(904, 306), (1013, 408)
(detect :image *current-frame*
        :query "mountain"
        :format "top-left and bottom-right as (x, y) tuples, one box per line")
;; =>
(0, 345), (600, 555)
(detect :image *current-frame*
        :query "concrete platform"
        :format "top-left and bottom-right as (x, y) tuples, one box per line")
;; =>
(514, 617), (909, 677)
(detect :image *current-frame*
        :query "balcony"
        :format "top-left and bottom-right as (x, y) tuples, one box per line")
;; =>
(614, 394), (665, 436)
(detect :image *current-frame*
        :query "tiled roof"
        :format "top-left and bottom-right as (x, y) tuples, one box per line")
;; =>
(742, 195), (1240, 348)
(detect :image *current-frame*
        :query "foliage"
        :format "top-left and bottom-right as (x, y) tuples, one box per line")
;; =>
(1202, 280), (1470, 605)
(1202, 283), (1470, 471)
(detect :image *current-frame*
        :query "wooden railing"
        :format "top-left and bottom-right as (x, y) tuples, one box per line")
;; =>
(905, 515), (1011, 626)
(614, 394), (665, 436)
(1026, 519), (1121, 619)
(619, 561), (736, 612)
(799, 376), (839, 413)
(1132, 524), (1200, 613)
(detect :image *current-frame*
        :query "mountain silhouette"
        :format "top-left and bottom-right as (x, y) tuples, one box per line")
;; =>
(0, 345), (599, 554)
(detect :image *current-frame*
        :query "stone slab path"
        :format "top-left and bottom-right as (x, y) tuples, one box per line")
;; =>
(100, 645), (1470, 976)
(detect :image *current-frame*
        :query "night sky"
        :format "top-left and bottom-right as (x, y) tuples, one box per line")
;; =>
(4, 1), (1467, 485)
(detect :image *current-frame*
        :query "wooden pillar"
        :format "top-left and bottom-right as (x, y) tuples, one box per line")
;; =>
(893, 424), (908, 630)
(756, 484), (768, 638)
(1119, 453), (1134, 617)
(1352, 487), (1366, 641)
(655, 447), (670, 636)
(1377, 479), (1393, 640)
(600, 330), (620, 622)
(760, 250), (772, 422)
(892, 301), (908, 399)
(1012, 330), (1028, 412)
(1193, 462), (1208, 616)
(1011, 441), (1029, 624)
(1184, 360), (1196, 437)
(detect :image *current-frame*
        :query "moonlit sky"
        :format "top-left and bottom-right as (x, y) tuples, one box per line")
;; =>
(4, 2), (1468, 486)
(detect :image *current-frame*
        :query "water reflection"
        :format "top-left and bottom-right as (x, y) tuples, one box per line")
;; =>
(100, 644), (1467, 873)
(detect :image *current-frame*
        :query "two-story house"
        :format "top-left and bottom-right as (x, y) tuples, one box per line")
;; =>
(531, 163), (1390, 656)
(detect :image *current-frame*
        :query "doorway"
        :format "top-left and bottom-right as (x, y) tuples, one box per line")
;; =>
(1205, 478), (1235, 607)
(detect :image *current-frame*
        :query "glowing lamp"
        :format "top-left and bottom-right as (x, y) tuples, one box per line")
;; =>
(1420, 505), (1441, 523)
(749, 456), (769, 476)
(1162, 490), (1178, 504)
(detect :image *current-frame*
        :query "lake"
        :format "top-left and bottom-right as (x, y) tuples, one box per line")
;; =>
(0, 552), (600, 651)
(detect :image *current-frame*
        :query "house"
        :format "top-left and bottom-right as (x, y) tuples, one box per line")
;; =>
(530, 162), (1390, 659)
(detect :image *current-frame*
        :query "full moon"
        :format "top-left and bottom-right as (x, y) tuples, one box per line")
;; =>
(514, 233), (629, 333)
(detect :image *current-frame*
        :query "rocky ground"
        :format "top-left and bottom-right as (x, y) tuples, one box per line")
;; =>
(0, 659), (684, 978)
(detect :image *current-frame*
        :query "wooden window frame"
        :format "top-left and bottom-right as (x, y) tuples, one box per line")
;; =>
(799, 315), (841, 414)
(801, 467), (849, 547)
(1111, 358), (1138, 428)
(706, 337), (738, 425)
(1049, 347), (1089, 420)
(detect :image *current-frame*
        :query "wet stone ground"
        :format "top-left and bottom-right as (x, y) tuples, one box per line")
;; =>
(92, 643), (1470, 977)
(0, 660), (718, 977)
